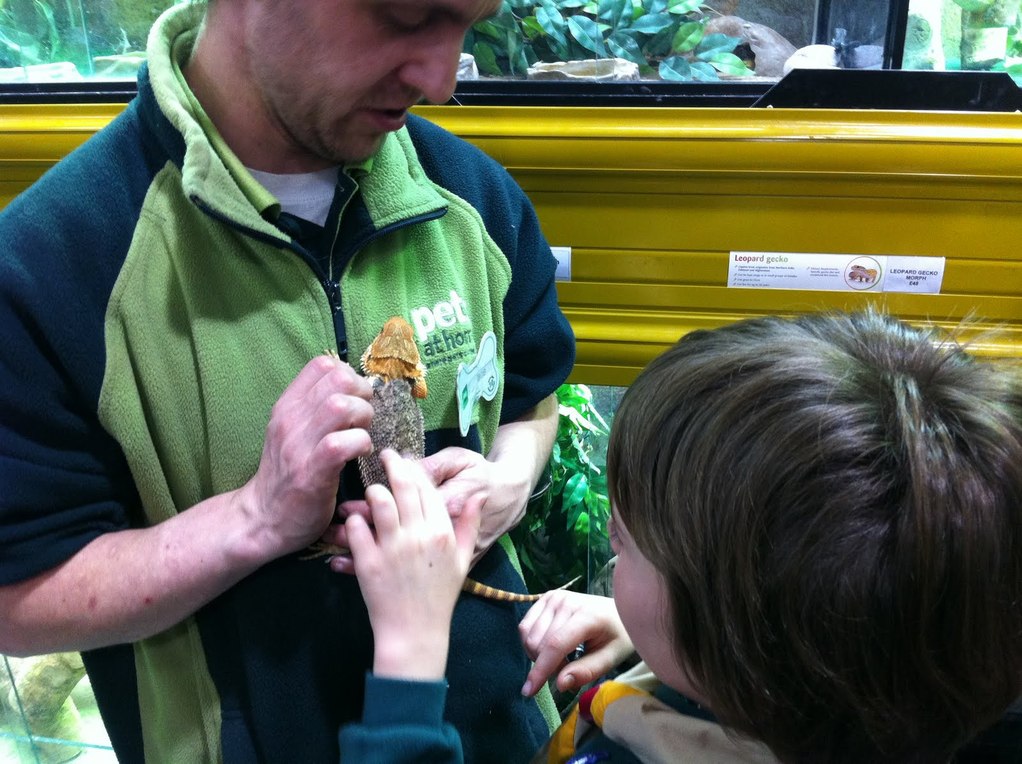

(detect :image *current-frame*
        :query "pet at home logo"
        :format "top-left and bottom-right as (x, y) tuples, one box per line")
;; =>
(409, 289), (475, 368)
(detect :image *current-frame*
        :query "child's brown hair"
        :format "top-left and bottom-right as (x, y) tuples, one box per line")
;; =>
(608, 310), (1022, 763)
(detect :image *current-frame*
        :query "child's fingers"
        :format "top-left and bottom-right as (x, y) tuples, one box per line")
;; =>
(520, 614), (597, 697)
(337, 499), (371, 523)
(517, 596), (545, 636)
(518, 603), (553, 658)
(553, 651), (609, 695)
(328, 552), (354, 575)
(522, 635), (581, 697)
(343, 513), (377, 571)
(385, 449), (453, 535)
(364, 481), (399, 538)
(519, 592), (574, 658)
(380, 450), (426, 526)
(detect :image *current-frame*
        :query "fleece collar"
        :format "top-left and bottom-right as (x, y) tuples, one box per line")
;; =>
(145, 3), (447, 239)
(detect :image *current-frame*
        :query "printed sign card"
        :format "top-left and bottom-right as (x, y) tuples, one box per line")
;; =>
(728, 252), (945, 294)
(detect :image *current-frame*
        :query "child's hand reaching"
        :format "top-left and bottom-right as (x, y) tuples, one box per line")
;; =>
(344, 449), (482, 681)
(518, 590), (634, 697)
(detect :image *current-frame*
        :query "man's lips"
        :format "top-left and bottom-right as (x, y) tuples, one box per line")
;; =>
(362, 106), (410, 131)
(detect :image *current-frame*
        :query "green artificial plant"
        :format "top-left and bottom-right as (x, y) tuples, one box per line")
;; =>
(464, 0), (751, 81)
(513, 383), (612, 594)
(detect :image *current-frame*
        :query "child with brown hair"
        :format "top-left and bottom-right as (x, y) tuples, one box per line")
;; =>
(341, 310), (1022, 763)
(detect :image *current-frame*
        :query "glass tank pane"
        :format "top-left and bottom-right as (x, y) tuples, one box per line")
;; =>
(515, 383), (624, 597)
(903, 0), (1022, 82)
(0, 1), (918, 88)
(1, 653), (116, 763)
(460, 1), (937, 85)
(0, 0), (181, 83)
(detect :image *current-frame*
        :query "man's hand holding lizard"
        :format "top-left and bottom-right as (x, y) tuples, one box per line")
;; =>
(236, 353), (373, 559)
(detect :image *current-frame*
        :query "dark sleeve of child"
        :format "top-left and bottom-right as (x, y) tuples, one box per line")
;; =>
(338, 674), (463, 763)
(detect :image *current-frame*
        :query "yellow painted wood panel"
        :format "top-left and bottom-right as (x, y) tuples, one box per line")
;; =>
(3, 102), (1022, 384)
(531, 191), (1022, 258)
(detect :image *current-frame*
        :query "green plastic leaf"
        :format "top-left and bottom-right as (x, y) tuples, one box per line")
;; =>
(667, 0), (703, 13)
(689, 60), (718, 80)
(510, 44), (532, 75)
(560, 392), (587, 409)
(518, 381), (611, 595)
(587, 491), (611, 514)
(598, 0), (632, 28)
(706, 51), (751, 76)
(572, 415), (606, 436)
(563, 473), (589, 509)
(567, 15), (609, 56)
(472, 41), (502, 76)
(644, 25), (676, 56)
(473, 18), (506, 40)
(953, 0), (996, 10)
(629, 11), (675, 34)
(696, 32), (740, 57)
(536, 6), (569, 47)
(574, 512), (591, 535)
(501, 28), (522, 73)
(520, 16), (542, 40)
(671, 20), (702, 52)
(588, 405), (610, 431)
(659, 54), (692, 80)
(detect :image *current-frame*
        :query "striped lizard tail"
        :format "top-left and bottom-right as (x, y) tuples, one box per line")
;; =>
(303, 543), (579, 603)
(462, 578), (542, 602)
(462, 575), (582, 603)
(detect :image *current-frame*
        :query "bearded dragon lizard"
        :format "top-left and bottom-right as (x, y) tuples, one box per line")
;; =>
(304, 316), (553, 603)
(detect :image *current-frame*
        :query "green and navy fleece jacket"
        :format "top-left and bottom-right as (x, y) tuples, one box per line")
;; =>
(0, 5), (573, 763)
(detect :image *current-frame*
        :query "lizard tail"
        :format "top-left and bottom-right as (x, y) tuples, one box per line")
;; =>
(461, 575), (583, 603)
(462, 578), (542, 603)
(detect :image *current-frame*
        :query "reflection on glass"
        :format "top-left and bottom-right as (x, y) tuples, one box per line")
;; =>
(0, 0), (179, 83)
(1, 653), (115, 763)
(463, 0), (1022, 86)
(903, 0), (1021, 81)
(515, 384), (623, 598)
(464, 1), (762, 82)
(1, 1), (1020, 87)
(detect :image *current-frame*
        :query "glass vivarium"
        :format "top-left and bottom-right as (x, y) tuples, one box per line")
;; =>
(463, 0), (1022, 84)
(0, 0), (180, 83)
(1, 1), (1019, 87)
(1, 653), (116, 763)
(902, 0), (1022, 77)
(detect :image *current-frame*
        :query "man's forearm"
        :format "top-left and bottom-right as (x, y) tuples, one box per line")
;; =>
(0, 353), (373, 657)
(0, 487), (273, 656)
(486, 393), (559, 532)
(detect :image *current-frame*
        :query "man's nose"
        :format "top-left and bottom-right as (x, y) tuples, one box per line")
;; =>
(399, 31), (464, 105)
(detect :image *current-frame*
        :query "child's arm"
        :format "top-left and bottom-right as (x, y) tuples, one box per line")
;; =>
(518, 590), (635, 697)
(346, 448), (481, 677)
(337, 449), (481, 762)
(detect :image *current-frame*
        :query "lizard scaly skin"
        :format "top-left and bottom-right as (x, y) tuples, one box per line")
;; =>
(304, 318), (545, 603)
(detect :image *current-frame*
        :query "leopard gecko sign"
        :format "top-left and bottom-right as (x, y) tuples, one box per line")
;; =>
(727, 253), (945, 294)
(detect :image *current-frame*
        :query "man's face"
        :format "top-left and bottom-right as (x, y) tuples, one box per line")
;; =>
(245, 0), (500, 169)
